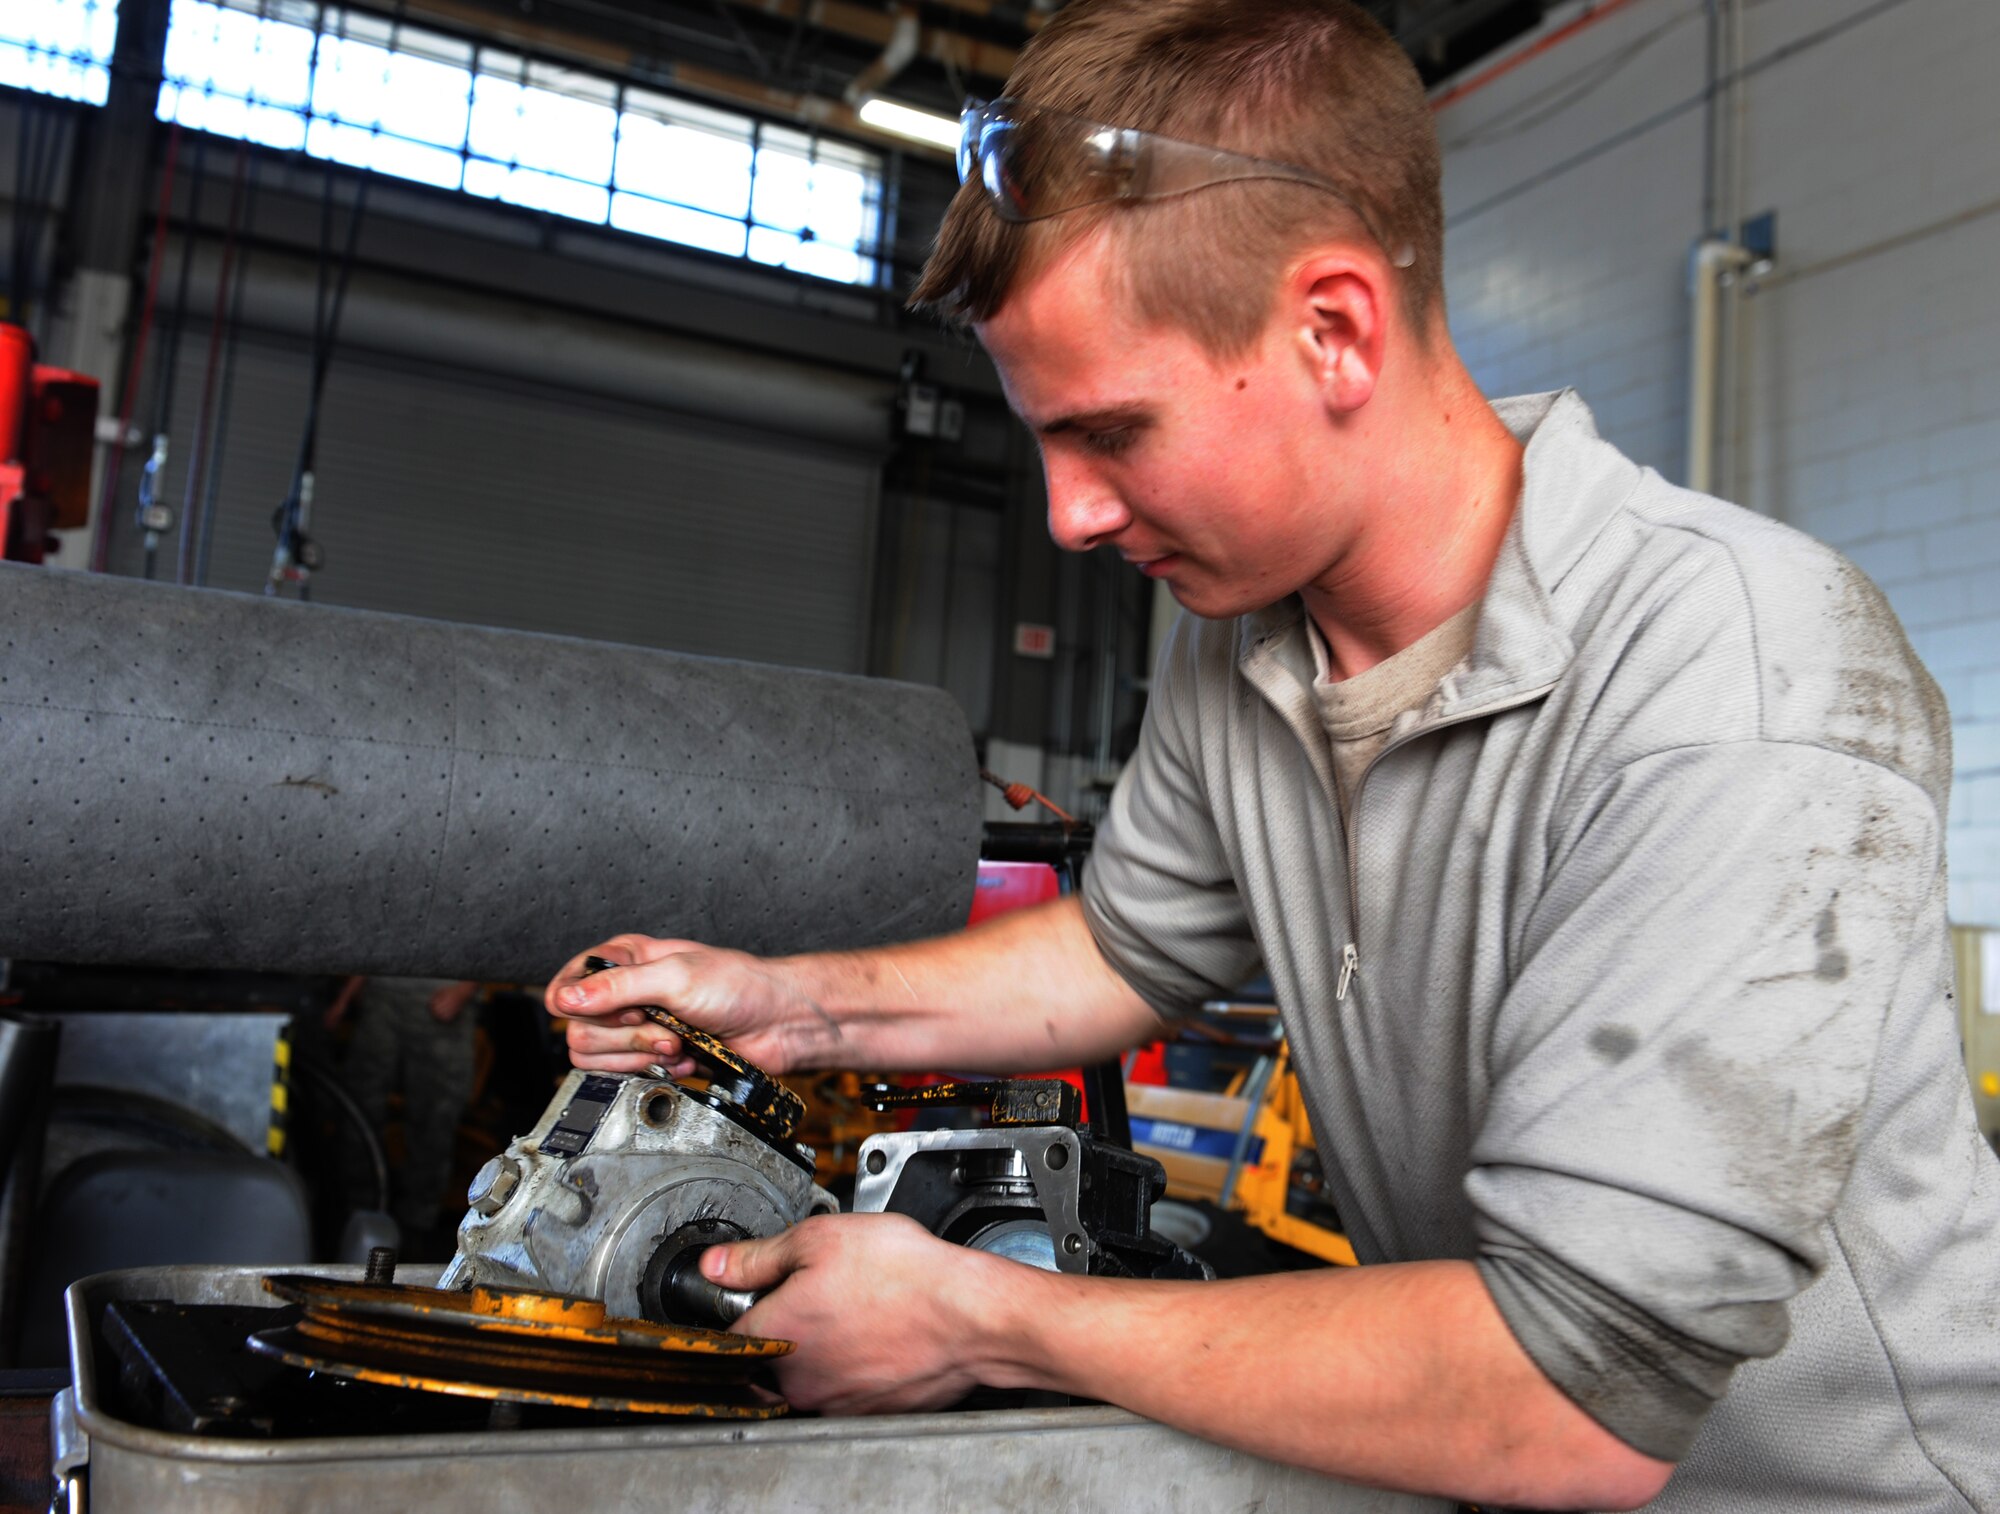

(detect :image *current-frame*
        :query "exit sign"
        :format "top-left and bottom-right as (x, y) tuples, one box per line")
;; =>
(1013, 623), (1056, 658)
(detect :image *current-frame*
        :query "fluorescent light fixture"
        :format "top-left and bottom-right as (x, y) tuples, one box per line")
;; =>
(858, 97), (961, 152)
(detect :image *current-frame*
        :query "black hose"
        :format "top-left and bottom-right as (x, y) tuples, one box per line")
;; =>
(8, 94), (35, 327)
(177, 138), (251, 584)
(194, 156), (259, 588)
(49, 1083), (252, 1157)
(88, 120), (184, 576)
(141, 130), (210, 581)
(150, 128), (209, 442)
(9, 97), (68, 337)
(270, 162), (369, 592)
(292, 1057), (391, 1215)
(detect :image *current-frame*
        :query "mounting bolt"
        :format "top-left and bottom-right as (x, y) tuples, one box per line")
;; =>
(467, 1156), (522, 1217)
(1062, 1232), (1085, 1256)
(365, 1246), (398, 1284)
(865, 1148), (887, 1176)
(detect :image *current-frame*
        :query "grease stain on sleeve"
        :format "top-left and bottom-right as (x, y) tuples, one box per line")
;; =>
(1813, 902), (1849, 983)
(1589, 1025), (1640, 1064)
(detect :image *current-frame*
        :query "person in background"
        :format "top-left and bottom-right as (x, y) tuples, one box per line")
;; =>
(329, 975), (480, 1255)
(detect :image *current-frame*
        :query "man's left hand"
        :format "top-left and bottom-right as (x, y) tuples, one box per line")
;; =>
(705, 1213), (1024, 1415)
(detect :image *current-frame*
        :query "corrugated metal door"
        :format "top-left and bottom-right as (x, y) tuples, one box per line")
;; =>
(123, 329), (879, 674)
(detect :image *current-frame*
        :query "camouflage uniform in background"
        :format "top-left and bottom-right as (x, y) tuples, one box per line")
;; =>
(343, 976), (478, 1242)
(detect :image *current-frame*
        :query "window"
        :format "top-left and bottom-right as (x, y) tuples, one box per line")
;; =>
(157, 0), (886, 286)
(1, 0), (119, 106)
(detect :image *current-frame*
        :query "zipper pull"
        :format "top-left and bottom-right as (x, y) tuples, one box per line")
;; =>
(1336, 943), (1359, 1002)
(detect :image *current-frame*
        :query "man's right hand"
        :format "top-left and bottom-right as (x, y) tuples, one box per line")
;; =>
(548, 898), (1159, 1085)
(546, 935), (847, 1076)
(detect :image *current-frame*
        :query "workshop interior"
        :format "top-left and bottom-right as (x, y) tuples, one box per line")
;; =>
(2, 0), (1998, 1508)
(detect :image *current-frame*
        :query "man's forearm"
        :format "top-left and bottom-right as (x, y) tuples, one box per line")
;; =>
(970, 1258), (1673, 1510)
(775, 895), (1164, 1075)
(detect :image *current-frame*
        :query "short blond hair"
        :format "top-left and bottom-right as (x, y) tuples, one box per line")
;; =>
(911, 0), (1443, 356)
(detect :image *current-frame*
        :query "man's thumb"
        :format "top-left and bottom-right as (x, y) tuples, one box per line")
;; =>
(703, 1230), (794, 1292)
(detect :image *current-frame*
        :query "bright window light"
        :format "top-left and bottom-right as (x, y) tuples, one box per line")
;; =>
(155, 0), (886, 286)
(617, 91), (753, 219)
(0, 0), (118, 106)
(857, 97), (960, 152)
(158, 0), (312, 149)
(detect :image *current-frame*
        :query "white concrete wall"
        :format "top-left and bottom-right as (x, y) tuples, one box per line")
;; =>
(1439, 0), (2000, 925)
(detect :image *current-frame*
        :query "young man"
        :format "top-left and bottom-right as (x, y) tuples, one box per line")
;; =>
(552, 2), (1998, 1507)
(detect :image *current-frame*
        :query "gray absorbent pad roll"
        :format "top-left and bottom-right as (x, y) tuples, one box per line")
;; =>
(0, 564), (982, 983)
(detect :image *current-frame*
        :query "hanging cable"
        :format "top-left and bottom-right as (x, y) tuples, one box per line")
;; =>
(177, 137), (251, 585)
(8, 98), (73, 339)
(194, 156), (259, 589)
(6, 96), (24, 320)
(36, 114), (72, 333)
(137, 130), (211, 581)
(88, 122), (184, 575)
(8, 93), (41, 327)
(267, 0), (409, 600)
(267, 159), (369, 599)
(10, 94), (56, 330)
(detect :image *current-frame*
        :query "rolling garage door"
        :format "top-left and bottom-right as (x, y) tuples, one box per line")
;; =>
(120, 328), (880, 675)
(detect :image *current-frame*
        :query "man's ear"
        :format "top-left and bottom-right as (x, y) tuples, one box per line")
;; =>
(1289, 254), (1386, 415)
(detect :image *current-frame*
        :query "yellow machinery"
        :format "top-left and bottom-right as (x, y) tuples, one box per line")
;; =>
(1127, 1029), (1357, 1267)
(1228, 1042), (1357, 1267)
(792, 1070), (901, 1181)
(1953, 925), (2000, 1143)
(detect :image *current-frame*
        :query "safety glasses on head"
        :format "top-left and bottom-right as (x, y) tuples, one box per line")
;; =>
(957, 97), (1415, 269)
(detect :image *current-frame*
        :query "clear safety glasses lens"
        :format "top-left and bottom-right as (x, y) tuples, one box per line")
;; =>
(959, 99), (1140, 225)
(955, 98), (1415, 269)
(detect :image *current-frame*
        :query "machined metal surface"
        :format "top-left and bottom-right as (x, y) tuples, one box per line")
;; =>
(58, 1265), (1450, 1514)
(246, 1275), (790, 1418)
(854, 1126), (1092, 1273)
(440, 1070), (835, 1319)
(853, 1122), (1210, 1282)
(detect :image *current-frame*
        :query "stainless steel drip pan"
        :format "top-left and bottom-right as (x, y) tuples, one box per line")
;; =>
(55, 1263), (1448, 1514)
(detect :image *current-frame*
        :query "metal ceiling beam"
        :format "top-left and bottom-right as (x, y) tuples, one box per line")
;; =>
(1395, 0), (1542, 65)
(718, 0), (1021, 83)
(923, 0), (1047, 34)
(402, 0), (956, 155)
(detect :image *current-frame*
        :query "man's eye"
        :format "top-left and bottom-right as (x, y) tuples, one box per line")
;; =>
(1081, 428), (1135, 457)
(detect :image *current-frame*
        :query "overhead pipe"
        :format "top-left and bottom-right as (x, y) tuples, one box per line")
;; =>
(721, 0), (1018, 83)
(160, 243), (896, 449)
(1686, 237), (1753, 497)
(910, 0), (1045, 33)
(397, 0), (962, 157)
(1429, 0), (1645, 113)
(1691, 0), (1764, 502)
(844, 6), (923, 109)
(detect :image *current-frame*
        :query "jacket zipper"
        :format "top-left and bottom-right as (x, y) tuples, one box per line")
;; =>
(1333, 683), (1559, 1006)
(1335, 942), (1359, 1001)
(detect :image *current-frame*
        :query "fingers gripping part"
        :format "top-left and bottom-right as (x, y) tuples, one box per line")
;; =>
(580, 955), (806, 1146)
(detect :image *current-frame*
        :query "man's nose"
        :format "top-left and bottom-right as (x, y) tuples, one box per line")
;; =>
(1043, 456), (1129, 554)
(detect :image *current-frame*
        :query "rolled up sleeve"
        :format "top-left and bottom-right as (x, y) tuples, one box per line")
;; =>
(1468, 739), (1944, 1459)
